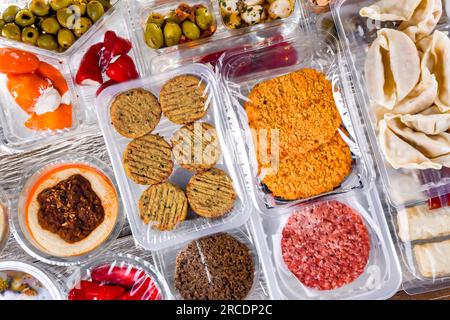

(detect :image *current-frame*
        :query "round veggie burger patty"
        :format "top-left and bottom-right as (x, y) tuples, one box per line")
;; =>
(281, 201), (370, 291)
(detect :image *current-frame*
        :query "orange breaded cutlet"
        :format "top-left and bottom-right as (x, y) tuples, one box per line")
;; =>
(245, 68), (342, 158)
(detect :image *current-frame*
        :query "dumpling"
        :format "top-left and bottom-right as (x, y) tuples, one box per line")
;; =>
(418, 31), (450, 112)
(379, 118), (444, 169)
(386, 114), (450, 158)
(399, 0), (442, 42)
(365, 29), (421, 109)
(360, 0), (422, 21)
(400, 106), (450, 135)
(379, 116), (450, 169)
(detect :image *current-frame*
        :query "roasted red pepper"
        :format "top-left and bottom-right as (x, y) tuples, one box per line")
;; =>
(106, 54), (139, 82)
(100, 31), (132, 72)
(75, 42), (104, 86)
(82, 282), (126, 300)
(96, 79), (117, 96)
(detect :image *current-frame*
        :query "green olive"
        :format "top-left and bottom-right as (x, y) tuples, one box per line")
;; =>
(50, 0), (73, 11)
(15, 9), (36, 27)
(145, 22), (164, 49)
(21, 27), (39, 45)
(181, 20), (200, 41)
(146, 13), (165, 28)
(195, 7), (213, 30)
(163, 21), (181, 47)
(37, 34), (59, 50)
(2, 5), (20, 23)
(0, 19), (5, 31)
(73, 0), (87, 15)
(1, 23), (21, 41)
(73, 16), (92, 37)
(34, 16), (45, 30)
(30, 0), (51, 17)
(57, 7), (79, 29)
(42, 16), (61, 34)
(58, 28), (75, 48)
(87, 1), (104, 23)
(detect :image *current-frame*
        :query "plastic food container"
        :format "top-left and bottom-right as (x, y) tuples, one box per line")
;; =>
(218, 26), (374, 214)
(0, 1), (116, 56)
(153, 228), (263, 300)
(257, 190), (401, 299)
(331, 0), (450, 209)
(96, 63), (250, 251)
(0, 1), (142, 152)
(129, 0), (301, 71)
(0, 261), (63, 300)
(11, 153), (124, 266)
(65, 253), (172, 300)
(0, 187), (10, 255)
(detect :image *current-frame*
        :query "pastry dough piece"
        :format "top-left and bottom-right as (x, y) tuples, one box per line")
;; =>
(399, 0), (442, 42)
(378, 117), (450, 169)
(374, 68), (438, 120)
(418, 31), (450, 112)
(360, 0), (422, 21)
(397, 205), (450, 242)
(400, 106), (450, 135)
(365, 29), (421, 109)
(414, 240), (450, 277)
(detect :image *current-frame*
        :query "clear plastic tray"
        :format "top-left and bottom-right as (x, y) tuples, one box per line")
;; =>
(129, 0), (303, 75)
(218, 26), (375, 214)
(11, 153), (125, 266)
(0, 0), (121, 152)
(0, 260), (64, 300)
(153, 227), (266, 300)
(65, 252), (172, 300)
(247, 187), (402, 299)
(95, 63), (250, 251)
(331, 0), (450, 208)
(0, 186), (10, 255)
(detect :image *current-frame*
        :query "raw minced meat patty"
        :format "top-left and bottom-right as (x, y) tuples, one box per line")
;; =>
(281, 201), (370, 291)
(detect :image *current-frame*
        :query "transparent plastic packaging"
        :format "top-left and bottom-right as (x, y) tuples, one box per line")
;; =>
(11, 153), (124, 266)
(257, 190), (401, 299)
(65, 253), (172, 300)
(218, 26), (374, 214)
(331, 0), (450, 295)
(0, 187), (10, 255)
(0, 260), (64, 300)
(0, 1), (143, 152)
(153, 228), (264, 300)
(96, 63), (250, 251)
(331, 0), (450, 209)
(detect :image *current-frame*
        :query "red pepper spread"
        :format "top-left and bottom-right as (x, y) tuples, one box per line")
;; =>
(37, 174), (105, 243)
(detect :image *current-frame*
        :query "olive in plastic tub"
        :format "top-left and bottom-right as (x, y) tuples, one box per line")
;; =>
(95, 63), (251, 251)
(12, 153), (124, 266)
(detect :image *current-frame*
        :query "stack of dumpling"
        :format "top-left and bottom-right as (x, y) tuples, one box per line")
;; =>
(361, 0), (450, 170)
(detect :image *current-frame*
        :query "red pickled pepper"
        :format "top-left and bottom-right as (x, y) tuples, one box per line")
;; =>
(75, 42), (104, 86)
(100, 31), (132, 72)
(106, 54), (139, 82)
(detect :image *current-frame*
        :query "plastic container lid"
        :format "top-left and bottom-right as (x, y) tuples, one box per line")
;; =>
(0, 187), (9, 255)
